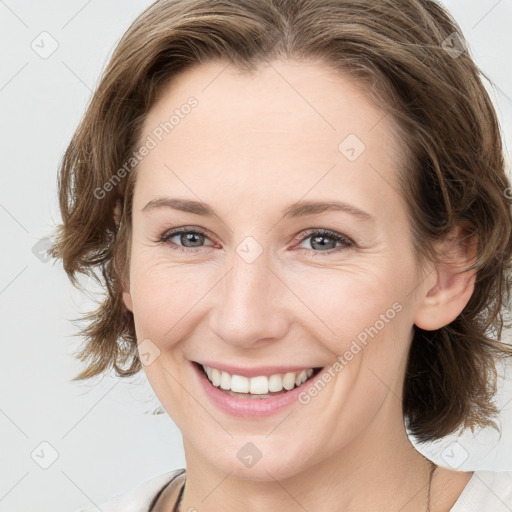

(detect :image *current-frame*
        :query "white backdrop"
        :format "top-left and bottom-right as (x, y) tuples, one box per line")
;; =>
(1, 1), (511, 511)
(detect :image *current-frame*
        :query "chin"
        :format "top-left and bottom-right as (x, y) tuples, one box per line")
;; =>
(197, 435), (320, 482)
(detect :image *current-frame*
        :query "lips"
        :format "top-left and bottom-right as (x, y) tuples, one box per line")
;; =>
(191, 361), (324, 417)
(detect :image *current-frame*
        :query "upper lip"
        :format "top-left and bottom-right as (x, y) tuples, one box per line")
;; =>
(194, 360), (322, 378)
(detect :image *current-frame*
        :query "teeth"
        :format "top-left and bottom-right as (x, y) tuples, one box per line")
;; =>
(295, 370), (307, 386)
(268, 374), (283, 392)
(249, 376), (268, 394)
(231, 374), (249, 393)
(202, 364), (315, 394)
(283, 372), (296, 390)
(211, 368), (221, 386)
(220, 371), (231, 390)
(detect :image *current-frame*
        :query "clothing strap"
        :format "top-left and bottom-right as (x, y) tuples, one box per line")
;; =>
(148, 469), (186, 512)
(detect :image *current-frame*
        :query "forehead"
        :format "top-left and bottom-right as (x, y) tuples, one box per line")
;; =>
(135, 59), (404, 218)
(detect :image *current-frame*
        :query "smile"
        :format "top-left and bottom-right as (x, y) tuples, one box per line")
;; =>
(201, 363), (316, 396)
(192, 361), (324, 417)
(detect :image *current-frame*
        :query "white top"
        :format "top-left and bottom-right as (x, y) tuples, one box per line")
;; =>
(74, 468), (512, 512)
(450, 470), (512, 511)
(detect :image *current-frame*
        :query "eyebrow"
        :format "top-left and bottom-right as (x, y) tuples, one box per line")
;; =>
(142, 197), (375, 222)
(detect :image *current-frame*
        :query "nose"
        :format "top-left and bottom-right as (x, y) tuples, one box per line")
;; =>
(209, 247), (290, 349)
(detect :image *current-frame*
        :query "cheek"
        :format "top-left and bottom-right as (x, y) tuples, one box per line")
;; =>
(290, 260), (415, 408)
(128, 252), (215, 342)
(293, 262), (408, 352)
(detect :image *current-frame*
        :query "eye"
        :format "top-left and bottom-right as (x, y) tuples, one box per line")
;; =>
(159, 227), (215, 252)
(295, 229), (354, 255)
(158, 227), (354, 255)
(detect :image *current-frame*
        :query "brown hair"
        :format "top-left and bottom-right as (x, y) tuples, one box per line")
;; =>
(50, 0), (512, 442)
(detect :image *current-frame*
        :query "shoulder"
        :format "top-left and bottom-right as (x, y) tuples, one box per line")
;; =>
(72, 468), (185, 512)
(451, 470), (512, 512)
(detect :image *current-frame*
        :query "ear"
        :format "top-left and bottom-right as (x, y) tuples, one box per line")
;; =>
(414, 225), (477, 330)
(113, 197), (133, 312)
(113, 197), (122, 228)
(122, 288), (133, 312)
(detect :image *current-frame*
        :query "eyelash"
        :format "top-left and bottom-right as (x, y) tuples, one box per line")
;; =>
(158, 227), (354, 255)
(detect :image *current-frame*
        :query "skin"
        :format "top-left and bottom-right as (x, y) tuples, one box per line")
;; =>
(121, 59), (476, 511)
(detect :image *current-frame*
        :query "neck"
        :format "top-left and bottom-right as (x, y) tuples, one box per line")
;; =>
(179, 398), (436, 512)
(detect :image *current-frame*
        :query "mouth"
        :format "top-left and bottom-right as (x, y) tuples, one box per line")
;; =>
(196, 362), (323, 399)
(192, 362), (323, 417)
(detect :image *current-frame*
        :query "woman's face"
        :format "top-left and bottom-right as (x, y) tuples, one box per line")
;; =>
(123, 59), (431, 480)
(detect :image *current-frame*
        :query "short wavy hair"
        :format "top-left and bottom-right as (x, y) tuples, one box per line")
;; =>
(51, 0), (512, 442)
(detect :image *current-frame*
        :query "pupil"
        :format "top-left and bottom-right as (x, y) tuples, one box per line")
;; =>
(312, 235), (335, 250)
(183, 233), (202, 247)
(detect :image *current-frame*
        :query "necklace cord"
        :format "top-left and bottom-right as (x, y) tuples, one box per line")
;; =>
(426, 460), (437, 512)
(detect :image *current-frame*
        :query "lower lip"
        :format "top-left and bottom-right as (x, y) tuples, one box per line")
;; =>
(191, 362), (322, 418)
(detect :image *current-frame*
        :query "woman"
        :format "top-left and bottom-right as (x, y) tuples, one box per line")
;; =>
(52, 0), (512, 510)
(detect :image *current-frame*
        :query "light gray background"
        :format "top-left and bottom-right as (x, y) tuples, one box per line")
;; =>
(1, 1), (511, 511)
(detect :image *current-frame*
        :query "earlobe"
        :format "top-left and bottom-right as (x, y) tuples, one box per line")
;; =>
(116, 262), (133, 312)
(118, 259), (133, 312)
(113, 197), (122, 228)
(414, 226), (477, 331)
(122, 290), (133, 312)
